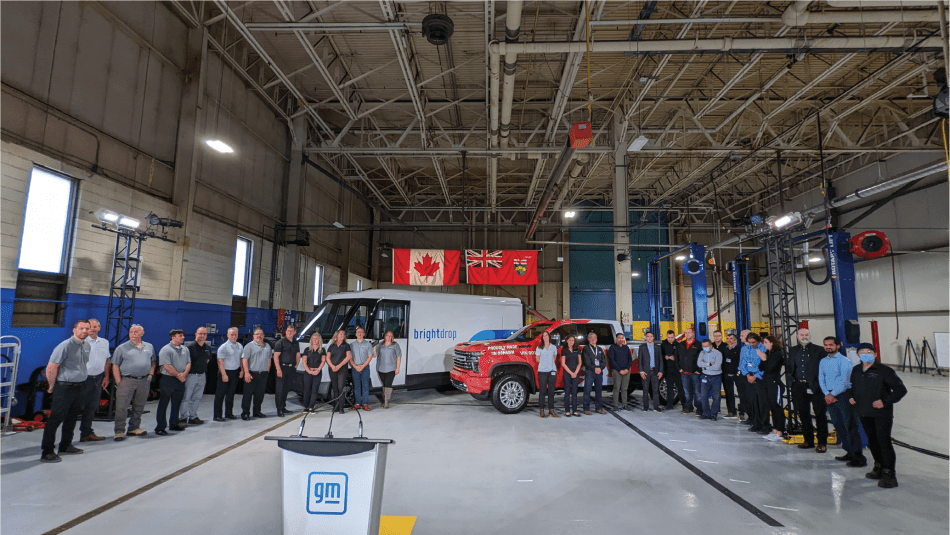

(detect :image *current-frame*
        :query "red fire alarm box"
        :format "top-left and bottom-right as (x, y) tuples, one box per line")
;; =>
(569, 122), (593, 148)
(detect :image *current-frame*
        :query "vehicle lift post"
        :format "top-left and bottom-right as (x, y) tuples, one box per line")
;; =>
(648, 243), (709, 342)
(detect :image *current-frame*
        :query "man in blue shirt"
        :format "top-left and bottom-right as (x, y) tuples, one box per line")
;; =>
(739, 333), (770, 433)
(819, 336), (866, 467)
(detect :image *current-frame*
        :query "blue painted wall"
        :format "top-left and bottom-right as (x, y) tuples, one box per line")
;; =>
(569, 209), (673, 321)
(1, 288), (295, 388)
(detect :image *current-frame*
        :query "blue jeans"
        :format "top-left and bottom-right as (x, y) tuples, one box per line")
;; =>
(681, 373), (703, 412)
(351, 367), (372, 405)
(700, 374), (722, 418)
(582, 370), (603, 411)
(827, 400), (863, 457)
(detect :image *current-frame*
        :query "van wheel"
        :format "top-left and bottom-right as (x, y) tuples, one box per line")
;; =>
(658, 376), (678, 406)
(491, 375), (527, 414)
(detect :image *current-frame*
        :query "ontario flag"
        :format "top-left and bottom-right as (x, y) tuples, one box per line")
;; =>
(392, 249), (460, 286)
(465, 250), (538, 285)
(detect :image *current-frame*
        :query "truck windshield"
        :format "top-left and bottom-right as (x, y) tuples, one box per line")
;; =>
(507, 322), (552, 342)
(297, 299), (377, 341)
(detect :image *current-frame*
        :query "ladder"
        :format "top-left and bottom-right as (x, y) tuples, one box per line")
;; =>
(0, 336), (22, 435)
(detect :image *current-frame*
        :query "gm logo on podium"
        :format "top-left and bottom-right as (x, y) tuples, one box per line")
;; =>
(307, 472), (348, 515)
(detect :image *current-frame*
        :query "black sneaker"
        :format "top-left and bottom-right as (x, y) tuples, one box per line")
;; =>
(241, 414), (250, 421)
(253, 412), (267, 418)
(40, 452), (62, 463)
(835, 453), (854, 462)
(846, 456), (868, 468)
(59, 445), (84, 455)
(169, 425), (187, 431)
(213, 417), (226, 422)
(226, 414), (238, 420)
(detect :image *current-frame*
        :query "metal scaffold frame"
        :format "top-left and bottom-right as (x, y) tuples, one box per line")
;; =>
(0, 336), (22, 435)
(105, 232), (143, 351)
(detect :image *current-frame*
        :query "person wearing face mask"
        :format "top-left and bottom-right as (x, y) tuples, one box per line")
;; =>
(661, 330), (683, 410)
(720, 332), (742, 419)
(739, 333), (770, 434)
(847, 343), (907, 488)
(787, 328), (828, 452)
(819, 336), (867, 467)
(735, 329), (753, 421)
(697, 339), (723, 420)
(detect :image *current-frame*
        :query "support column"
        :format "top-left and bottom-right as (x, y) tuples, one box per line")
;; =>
(168, 26), (209, 302)
(279, 117), (307, 310)
(612, 112), (633, 332)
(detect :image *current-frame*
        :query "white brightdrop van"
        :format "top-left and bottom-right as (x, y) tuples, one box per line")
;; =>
(296, 289), (525, 391)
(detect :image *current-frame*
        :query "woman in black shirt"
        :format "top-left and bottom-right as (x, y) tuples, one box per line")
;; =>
(301, 333), (326, 412)
(326, 330), (352, 414)
(758, 335), (786, 438)
(560, 336), (582, 417)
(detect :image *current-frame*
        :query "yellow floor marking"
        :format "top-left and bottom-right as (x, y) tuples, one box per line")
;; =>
(379, 515), (417, 535)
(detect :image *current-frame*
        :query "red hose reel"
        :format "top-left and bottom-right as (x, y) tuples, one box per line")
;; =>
(850, 230), (891, 260)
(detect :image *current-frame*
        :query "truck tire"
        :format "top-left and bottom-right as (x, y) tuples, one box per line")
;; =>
(658, 376), (678, 406)
(491, 374), (528, 414)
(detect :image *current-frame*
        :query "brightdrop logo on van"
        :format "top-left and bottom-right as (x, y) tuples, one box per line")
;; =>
(307, 472), (347, 515)
(414, 328), (458, 342)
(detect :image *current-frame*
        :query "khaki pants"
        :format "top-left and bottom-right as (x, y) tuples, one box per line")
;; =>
(612, 370), (630, 407)
(114, 376), (150, 434)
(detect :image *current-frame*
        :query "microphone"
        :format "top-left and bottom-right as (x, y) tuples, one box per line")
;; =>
(324, 386), (351, 439)
(354, 405), (364, 439)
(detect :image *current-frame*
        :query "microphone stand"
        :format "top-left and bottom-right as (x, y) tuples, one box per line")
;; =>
(322, 386), (351, 439)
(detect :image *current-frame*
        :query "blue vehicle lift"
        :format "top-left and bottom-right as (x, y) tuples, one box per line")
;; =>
(648, 243), (709, 341)
(732, 228), (861, 350)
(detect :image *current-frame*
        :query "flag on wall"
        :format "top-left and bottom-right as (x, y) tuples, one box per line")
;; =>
(392, 249), (460, 286)
(465, 250), (538, 285)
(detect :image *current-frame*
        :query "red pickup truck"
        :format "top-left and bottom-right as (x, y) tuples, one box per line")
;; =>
(450, 319), (655, 414)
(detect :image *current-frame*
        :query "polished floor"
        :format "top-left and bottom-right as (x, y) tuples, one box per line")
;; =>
(2, 372), (947, 535)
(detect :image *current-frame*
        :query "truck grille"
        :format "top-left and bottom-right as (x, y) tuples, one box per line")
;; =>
(453, 350), (481, 372)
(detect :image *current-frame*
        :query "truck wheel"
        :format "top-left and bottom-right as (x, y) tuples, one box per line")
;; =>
(658, 376), (678, 406)
(491, 375), (527, 414)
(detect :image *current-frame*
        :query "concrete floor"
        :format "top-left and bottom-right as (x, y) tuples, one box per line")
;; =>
(2, 372), (947, 535)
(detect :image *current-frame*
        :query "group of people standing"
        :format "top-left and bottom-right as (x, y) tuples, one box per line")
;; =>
(534, 325), (908, 490)
(660, 326), (908, 489)
(39, 320), (403, 463)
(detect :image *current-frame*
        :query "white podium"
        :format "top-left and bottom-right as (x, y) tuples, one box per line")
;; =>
(265, 436), (394, 535)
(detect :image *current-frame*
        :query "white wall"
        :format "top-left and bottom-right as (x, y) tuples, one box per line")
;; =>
(796, 252), (949, 366)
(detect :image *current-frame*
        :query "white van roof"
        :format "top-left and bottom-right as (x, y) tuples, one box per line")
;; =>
(326, 289), (523, 307)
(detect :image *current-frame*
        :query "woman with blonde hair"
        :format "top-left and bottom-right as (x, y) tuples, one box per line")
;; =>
(326, 329), (352, 414)
(375, 330), (402, 409)
(301, 333), (326, 412)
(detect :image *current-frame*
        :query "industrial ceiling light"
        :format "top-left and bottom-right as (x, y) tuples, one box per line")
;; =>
(205, 139), (234, 153)
(95, 209), (119, 225)
(631, 272), (641, 278)
(772, 211), (803, 229)
(627, 135), (649, 152)
(564, 211), (576, 218)
(116, 215), (141, 230)
(675, 255), (686, 261)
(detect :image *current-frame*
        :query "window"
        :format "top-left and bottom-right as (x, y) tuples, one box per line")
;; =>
(344, 303), (371, 337)
(550, 324), (580, 348)
(18, 167), (76, 273)
(579, 323), (615, 348)
(232, 237), (252, 297)
(507, 322), (553, 342)
(373, 301), (409, 339)
(313, 265), (324, 308)
(13, 168), (77, 327)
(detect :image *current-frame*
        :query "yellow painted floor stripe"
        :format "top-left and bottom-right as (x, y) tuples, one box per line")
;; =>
(380, 515), (417, 535)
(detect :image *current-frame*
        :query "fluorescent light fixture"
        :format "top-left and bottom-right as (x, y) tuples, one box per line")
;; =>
(772, 211), (803, 229)
(95, 208), (119, 224)
(117, 215), (141, 230)
(205, 139), (234, 153)
(332, 221), (345, 229)
(627, 135), (649, 152)
(675, 255), (686, 261)
(564, 211), (576, 218)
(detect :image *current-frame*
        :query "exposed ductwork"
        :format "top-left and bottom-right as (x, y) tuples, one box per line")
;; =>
(499, 0), (523, 150)
(489, 35), (944, 57)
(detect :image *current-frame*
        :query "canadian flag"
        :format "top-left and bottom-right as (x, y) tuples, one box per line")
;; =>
(392, 249), (460, 286)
